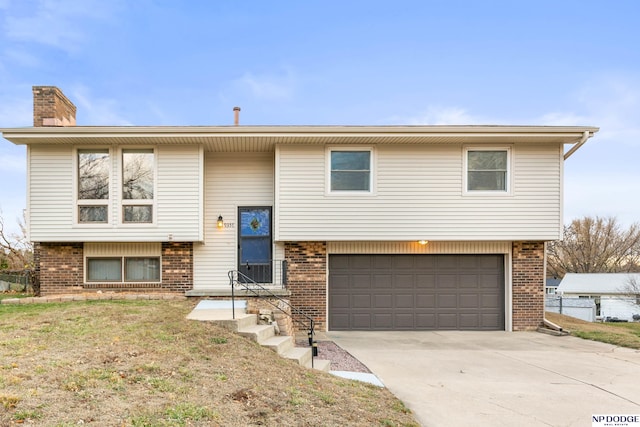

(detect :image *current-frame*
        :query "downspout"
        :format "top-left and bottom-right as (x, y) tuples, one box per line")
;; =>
(541, 132), (591, 334)
(563, 130), (591, 160)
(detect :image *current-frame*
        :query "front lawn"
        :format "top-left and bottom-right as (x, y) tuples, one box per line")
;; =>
(0, 300), (419, 426)
(546, 312), (640, 349)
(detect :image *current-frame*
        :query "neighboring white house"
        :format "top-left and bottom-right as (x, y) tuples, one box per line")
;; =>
(1, 86), (599, 332)
(556, 273), (640, 322)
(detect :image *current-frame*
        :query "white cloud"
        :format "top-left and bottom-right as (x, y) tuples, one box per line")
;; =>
(538, 74), (640, 146)
(2, 0), (121, 53)
(386, 105), (501, 125)
(3, 48), (40, 67)
(234, 68), (297, 101)
(71, 85), (132, 126)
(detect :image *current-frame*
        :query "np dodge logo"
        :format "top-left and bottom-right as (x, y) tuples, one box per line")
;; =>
(593, 415), (640, 427)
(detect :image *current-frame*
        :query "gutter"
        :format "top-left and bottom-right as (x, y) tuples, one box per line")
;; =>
(563, 130), (592, 160)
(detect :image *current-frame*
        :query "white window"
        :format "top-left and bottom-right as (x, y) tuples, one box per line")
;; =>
(77, 149), (110, 223)
(122, 149), (154, 223)
(464, 147), (511, 193)
(329, 148), (373, 193)
(87, 257), (160, 282)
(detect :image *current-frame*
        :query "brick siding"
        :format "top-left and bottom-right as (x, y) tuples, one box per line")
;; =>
(37, 243), (84, 295)
(35, 242), (193, 295)
(160, 242), (194, 292)
(512, 241), (545, 330)
(284, 242), (327, 332)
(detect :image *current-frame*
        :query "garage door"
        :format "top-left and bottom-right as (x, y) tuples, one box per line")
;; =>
(329, 254), (504, 331)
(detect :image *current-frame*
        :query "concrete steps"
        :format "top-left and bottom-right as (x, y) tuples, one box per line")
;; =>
(189, 300), (330, 371)
(236, 322), (330, 371)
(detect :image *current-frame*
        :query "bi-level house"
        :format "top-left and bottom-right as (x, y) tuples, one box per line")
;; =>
(1, 86), (598, 332)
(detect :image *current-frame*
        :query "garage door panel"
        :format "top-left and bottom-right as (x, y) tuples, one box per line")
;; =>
(437, 256), (458, 269)
(350, 256), (372, 270)
(352, 314), (372, 328)
(330, 313), (350, 329)
(395, 294), (414, 308)
(329, 254), (504, 331)
(416, 274), (436, 288)
(416, 313), (436, 328)
(481, 314), (502, 329)
(372, 256), (393, 269)
(437, 294), (457, 308)
(352, 294), (371, 308)
(395, 274), (414, 288)
(330, 294), (350, 309)
(373, 274), (393, 288)
(436, 274), (457, 288)
(459, 274), (479, 288)
(477, 255), (502, 269)
(437, 313), (458, 328)
(374, 294), (393, 308)
(353, 275), (372, 288)
(393, 256), (416, 269)
(372, 313), (393, 329)
(459, 313), (479, 328)
(331, 274), (350, 290)
(395, 313), (416, 328)
(416, 294), (436, 308)
(482, 293), (501, 307)
(459, 294), (479, 308)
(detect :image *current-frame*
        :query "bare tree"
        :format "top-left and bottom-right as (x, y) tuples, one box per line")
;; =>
(547, 216), (640, 278)
(620, 275), (640, 308)
(0, 209), (33, 270)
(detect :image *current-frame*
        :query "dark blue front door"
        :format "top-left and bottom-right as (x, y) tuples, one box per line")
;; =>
(238, 207), (272, 283)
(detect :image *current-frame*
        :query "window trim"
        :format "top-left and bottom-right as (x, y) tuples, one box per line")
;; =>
(326, 146), (376, 195)
(75, 147), (112, 226)
(85, 256), (161, 283)
(463, 146), (512, 196)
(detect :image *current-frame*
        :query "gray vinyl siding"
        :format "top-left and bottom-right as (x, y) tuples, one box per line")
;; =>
(193, 152), (275, 289)
(28, 144), (203, 242)
(276, 143), (562, 241)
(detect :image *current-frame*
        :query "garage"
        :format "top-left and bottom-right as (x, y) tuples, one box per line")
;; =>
(329, 254), (505, 330)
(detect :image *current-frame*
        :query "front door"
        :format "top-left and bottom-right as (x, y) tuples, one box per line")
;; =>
(238, 207), (272, 283)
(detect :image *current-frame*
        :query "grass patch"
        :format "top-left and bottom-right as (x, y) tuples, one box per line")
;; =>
(546, 312), (640, 349)
(0, 299), (419, 426)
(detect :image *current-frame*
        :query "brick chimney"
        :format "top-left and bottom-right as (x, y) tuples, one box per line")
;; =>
(32, 86), (77, 127)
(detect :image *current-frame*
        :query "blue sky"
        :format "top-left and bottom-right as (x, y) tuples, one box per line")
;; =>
(1, 0), (639, 234)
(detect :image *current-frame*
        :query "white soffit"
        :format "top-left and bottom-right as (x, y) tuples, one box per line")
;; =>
(2, 125), (599, 152)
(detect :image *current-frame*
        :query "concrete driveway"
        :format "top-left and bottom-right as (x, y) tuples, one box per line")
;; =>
(327, 331), (640, 427)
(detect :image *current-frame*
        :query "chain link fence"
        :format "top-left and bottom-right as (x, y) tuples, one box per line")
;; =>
(0, 270), (35, 293)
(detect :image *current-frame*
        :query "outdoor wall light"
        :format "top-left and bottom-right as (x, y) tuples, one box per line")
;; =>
(217, 215), (224, 229)
(418, 240), (429, 245)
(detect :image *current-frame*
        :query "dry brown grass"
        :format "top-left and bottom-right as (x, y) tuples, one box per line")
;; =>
(0, 300), (419, 426)
(546, 311), (640, 349)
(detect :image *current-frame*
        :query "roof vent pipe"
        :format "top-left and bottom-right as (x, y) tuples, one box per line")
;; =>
(233, 106), (241, 126)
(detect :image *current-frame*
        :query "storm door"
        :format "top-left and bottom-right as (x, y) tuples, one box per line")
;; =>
(238, 207), (272, 283)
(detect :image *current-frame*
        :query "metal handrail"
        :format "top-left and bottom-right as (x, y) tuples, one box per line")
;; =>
(228, 269), (317, 367)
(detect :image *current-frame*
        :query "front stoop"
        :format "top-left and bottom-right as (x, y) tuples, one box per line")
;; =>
(188, 300), (330, 372)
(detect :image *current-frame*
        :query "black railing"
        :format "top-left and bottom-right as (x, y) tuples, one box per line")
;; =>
(228, 269), (317, 368)
(238, 260), (287, 288)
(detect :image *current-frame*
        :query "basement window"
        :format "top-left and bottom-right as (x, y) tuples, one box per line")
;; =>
(87, 257), (160, 282)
